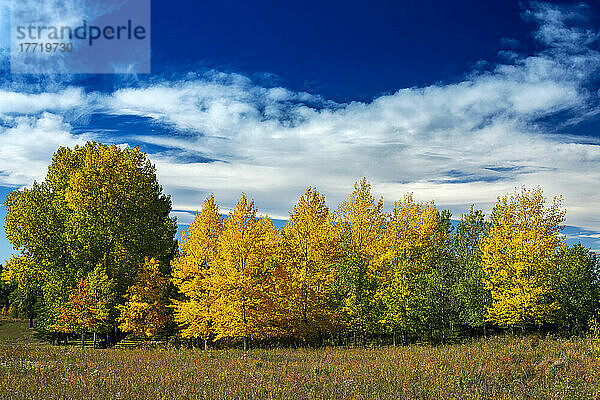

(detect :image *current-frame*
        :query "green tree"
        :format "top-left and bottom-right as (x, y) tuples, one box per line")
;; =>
(3, 142), (177, 333)
(1, 255), (43, 327)
(452, 205), (491, 334)
(0, 264), (13, 315)
(555, 243), (600, 334)
(421, 209), (456, 343)
(335, 241), (380, 345)
(87, 266), (116, 346)
(377, 194), (442, 344)
(335, 178), (385, 346)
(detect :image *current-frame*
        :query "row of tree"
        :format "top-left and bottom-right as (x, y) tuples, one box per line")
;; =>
(171, 182), (599, 349)
(1, 142), (598, 349)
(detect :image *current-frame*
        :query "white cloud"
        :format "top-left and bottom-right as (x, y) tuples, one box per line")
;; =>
(574, 233), (600, 239)
(0, 2), (599, 235)
(0, 88), (85, 115)
(0, 113), (90, 185)
(98, 4), (600, 227)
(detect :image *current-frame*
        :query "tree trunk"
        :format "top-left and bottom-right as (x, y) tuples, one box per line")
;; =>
(93, 332), (97, 349)
(204, 338), (208, 351)
(29, 317), (33, 328)
(109, 327), (116, 347)
(243, 336), (248, 352)
(81, 332), (85, 348)
(393, 331), (396, 347)
(430, 326), (433, 344)
(442, 326), (446, 344)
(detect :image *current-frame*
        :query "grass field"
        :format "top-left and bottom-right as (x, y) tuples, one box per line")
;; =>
(0, 318), (599, 399)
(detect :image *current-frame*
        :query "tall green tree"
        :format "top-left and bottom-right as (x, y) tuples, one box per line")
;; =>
(452, 205), (491, 334)
(555, 243), (600, 334)
(377, 194), (442, 344)
(335, 178), (385, 346)
(421, 209), (456, 343)
(3, 142), (177, 332)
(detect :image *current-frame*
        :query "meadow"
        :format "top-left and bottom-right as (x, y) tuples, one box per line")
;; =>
(1, 318), (599, 399)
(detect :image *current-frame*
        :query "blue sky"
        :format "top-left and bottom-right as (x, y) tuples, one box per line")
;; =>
(0, 0), (599, 261)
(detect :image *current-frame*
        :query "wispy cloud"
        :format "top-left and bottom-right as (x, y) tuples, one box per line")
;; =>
(0, 88), (86, 114)
(0, 113), (90, 185)
(0, 3), (599, 234)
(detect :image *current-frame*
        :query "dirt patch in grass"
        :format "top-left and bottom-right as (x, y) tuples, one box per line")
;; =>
(0, 317), (42, 345)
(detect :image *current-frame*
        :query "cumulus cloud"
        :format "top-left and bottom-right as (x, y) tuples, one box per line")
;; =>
(0, 2), (599, 236)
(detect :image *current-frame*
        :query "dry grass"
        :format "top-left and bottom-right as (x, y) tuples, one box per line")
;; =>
(0, 333), (599, 399)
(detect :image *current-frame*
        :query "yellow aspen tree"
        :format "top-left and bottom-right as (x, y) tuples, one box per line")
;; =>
(481, 186), (565, 328)
(337, 178), (385, 259)
(380, 194), (442, 267)
(336, 178), (386, 345)
(209, 194), (279, 351)
(171, 195), (223, 348)
(279, 187), (342, 342)
(118, 258), (170, 338)
(377, 194), (442, 343)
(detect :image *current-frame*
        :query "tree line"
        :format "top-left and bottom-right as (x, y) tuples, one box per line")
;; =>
(1, 142), (598, 348)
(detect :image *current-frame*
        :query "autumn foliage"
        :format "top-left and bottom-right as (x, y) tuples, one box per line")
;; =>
(54, 278), (106, 335)
(169, 181), (598, 348)
(481, 187), (566, 327)
(118, 258), (170, 338)
(2, 142), (599, 348)
(171, 195), (222, 342)
(279, 187), (342, 340)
